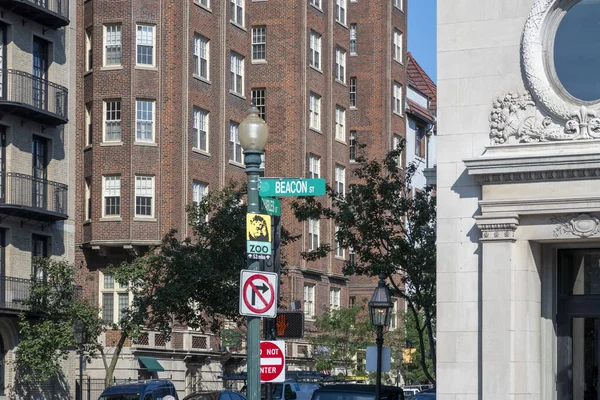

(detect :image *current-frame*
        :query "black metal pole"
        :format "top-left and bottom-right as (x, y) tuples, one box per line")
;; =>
(375, 325), (383, 400)
(264, 318), (274, 400)
(78, 345), (84, 400)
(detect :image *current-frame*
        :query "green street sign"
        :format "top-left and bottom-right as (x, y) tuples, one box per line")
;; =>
(260, 197), (281, 216)
(259, 178), (326, 197)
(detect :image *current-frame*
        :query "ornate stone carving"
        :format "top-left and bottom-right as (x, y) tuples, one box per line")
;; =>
(552, 214), (600, 238)
(475, 168), (600, 185)
(478, 222), (518, 241)
(490, 92), (600, 144)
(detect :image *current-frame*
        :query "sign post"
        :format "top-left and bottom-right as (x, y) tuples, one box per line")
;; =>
(260, 340), (286, 383)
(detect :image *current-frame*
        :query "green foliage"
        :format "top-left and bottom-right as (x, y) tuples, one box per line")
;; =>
(14, 257), (103, 384)
(292, 141), (436, 383)
(401, 311), (434, 385)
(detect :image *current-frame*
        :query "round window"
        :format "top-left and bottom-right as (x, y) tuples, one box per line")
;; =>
(554, 0), (600, 102)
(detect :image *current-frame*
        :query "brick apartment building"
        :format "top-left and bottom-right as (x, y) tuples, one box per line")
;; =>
(0, 0), (77, 395)
(76, 0), (407, 395)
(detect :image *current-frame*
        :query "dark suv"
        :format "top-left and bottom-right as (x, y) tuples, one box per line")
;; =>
(311, 384), (405, 400)
(98, 380), (179, 400)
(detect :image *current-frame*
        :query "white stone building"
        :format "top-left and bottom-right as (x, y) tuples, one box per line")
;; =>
(438, 0), (600, 398)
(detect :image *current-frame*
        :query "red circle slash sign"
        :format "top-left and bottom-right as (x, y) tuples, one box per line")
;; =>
(243, 274), (275, 314)
(260, 341), (285, 382)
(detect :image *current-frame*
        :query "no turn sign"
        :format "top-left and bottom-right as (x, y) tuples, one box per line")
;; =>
(260, 340), (286, 383)
(239, 270), (278, 317)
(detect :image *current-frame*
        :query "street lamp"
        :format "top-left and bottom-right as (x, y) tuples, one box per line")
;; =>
(369, 274), (392, 400)
(239, 103), (269, 400)
(73, 318), (86, 400)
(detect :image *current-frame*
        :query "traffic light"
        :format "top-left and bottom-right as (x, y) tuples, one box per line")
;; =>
(274, 311), (304, 339)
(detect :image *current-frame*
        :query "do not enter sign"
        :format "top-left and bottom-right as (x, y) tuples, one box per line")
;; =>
(260, 340), (286, 383)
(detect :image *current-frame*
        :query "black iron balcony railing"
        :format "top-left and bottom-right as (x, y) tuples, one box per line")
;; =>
(0, 172), (68, 221)
(0, 0), (70, 28)
(0, 276), (82, 312)
(0, 69), (68, 126)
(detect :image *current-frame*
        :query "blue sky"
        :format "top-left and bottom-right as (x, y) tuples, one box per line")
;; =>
(408, 0), (437, 83)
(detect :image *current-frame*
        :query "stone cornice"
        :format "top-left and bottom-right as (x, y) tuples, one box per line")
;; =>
(475, 215), (519, 242)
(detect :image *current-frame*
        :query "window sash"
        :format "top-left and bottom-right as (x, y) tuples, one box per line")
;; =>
(394, 30), (402, 61)
(194, 35), (209, 79)
(252, 27), (266, 61)
(349, 131), (357, 161)
(136, 25), (154, 66)
(336, 48), (346, 82)
(350, 24), (357, 54)
(304, 284), (315, 316)
(350, 77), (357, 107)
(104, 24), (122, 66)
(393, 83), (402, 114)
(309, 219), (319, 250)
(135, 176), (154, 216)
(102, 293), (114, 322)
(230, 53), (244, 94)
(103, 176), (121, 216)
(136, 100), (154, 142)
(229, 122), (242, 163)
(230, 0), (244, 25)
(309, 32), (321, 69)
(192, 181), (207, 205)
(335, 106), (345, 141)
(309, 156), (320, 178)
(336, 0), (346, 24)
(309, 93), (320, 130)
(104, 101), (121, 142)
(335, 166), (345, 195)
(193, 108), (208, 151)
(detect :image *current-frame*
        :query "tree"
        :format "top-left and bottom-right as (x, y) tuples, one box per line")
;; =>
(292, 142), (436, 383)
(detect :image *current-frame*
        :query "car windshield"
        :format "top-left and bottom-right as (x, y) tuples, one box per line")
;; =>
(98, 395), (140, 400)
(312, 392), (375, 400)
(261, 384), (283, 399)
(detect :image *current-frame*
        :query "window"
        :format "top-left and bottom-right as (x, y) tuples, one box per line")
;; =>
(334, 225), (345, 258)
(192, 181), (207, 206)
(136, 24), (155, 66)
(230, 0), (244, 26)
(308, 219), (319, 250)
(199, 0), (209, 6)
(230, 52), (244, 95)
(349, 131), (357, 161)
(85, 178), (91, 220)
(393, 134), (402, 167)
(252, 26), (266, 61)
(136, 100), (155, 142)
(193, 108), (209, 152)
(335, 47), (346, 83)
(193, 35), (209, 80)
(304, 283), (315, 318)
(229, 122), (242, 163)
(100, 272), (131, 324)
(103, 175), (121, 217)
(335, 106), (346, 141)
(309, 92), (321, 131)
(309, 31), (321, 70)
(389, 300), (398, 330)
(310, 0), (321, 8)
(393, 29), (403, 63)
(31, 235), (48, 280)
(349, 248), (356, 265)
(309, 155), (320, 178)
(349, 295), (356, 307)
(104, 24), (122, 66)
(252, 88), (266, 120)
(393, 82), (402, 115)
(104, 100), (121, 142)
(415, 123), (425, 158)
(350, 24), (357, 54)
(135, 176), (154, 217)
(85, 103), (92, 146)
(335, 165), (345, 195)
(330, 288), (341, 309)
(350, 77), (356, 108)
(85, 28), (93, 71)
(393, 0), (403, 11)
(336, 0), (346, 25)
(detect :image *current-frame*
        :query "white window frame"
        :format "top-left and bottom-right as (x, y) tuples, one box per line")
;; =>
(335, 225), (345, 258)
(309, 218), (320, 250)
(329, 287), (341, 309)
(349, 131), (357, 161)
(229, 121), (243, 164)
(103, 24), (122, 67)
(230, 52), (245, 96)
(389, 299), (398, 330)
(252, 88), (266, 120)
(103, 100), (122, 143)
(252, 26), (266, 62)
(336, 0), (347, 25)
(335, 47), (346, 83)
(136, 100), (155, 143)
(393, 82), (402, 115)
(199, 0), (209, 7)
(135, 175), (155, 218)
(192, 181), (208, 222)
(136, 24), (156, 67)
(394, 0), (403, 11)
(85, 178), (91, 221)
(350, 77), (357, 108)
(193, 108), (209, 152)
(310, 0), (321, 9)
(335, 106), (346, 142)
(102, 175), (121, 218)
(193, 35), (210, 80)
(335, 165), (345, 196)
(309, 155), (320, 178)
(230, 0), (244, 27)
(350, 24), (357, 54)
(85, 28), (93, 71)
(309, 31), (321, 70)
(309, 92), (321, 131)
(393, 134), (402, 167)
(100, 271), (133, 324)
(304, 283), (315, 318)
(394, 29), (403, 63)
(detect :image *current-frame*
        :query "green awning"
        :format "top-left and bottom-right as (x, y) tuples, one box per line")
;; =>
(137, 356), (165, 372)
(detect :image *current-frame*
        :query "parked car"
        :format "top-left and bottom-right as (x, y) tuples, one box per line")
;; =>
(402, 387), (419, 399)
(98, 380), (179, 400)
(311, 384), (405, 400)
(183, 391), (247, 400)
(413, 388), (435, 399)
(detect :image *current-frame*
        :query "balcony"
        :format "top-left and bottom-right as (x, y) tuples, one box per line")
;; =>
(0, 0), (69, 28)
(0, 172), (68, 221)
(0, 69), (68, 126)
(0, 276), (82, 313)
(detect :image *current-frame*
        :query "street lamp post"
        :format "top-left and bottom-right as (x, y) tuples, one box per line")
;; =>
(73, 318), (86, 400)
(369, 274), (393, 400)
(239, 103), (269, 400)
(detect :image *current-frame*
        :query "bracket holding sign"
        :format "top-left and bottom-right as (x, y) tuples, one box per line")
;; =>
(239, 270), (278, 318)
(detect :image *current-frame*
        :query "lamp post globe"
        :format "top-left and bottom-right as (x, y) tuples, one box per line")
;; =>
(239, 104), (268, 151)
(369, 274), (392, 400)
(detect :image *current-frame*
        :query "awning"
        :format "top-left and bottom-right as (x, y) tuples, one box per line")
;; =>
(137, 355), (165, 372)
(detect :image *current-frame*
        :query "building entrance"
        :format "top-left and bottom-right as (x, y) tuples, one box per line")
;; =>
(558, 250), (600, 400)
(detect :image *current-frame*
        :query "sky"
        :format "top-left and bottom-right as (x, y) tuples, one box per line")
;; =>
(408, 0), (437, 83)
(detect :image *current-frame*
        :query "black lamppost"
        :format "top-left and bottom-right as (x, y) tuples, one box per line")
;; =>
(73, 318), (86, 400)
(369, 274), (393, 400)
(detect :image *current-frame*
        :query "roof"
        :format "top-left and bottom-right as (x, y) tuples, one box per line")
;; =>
(406, 99), (435, 124)
(407, 52), (437, 112)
